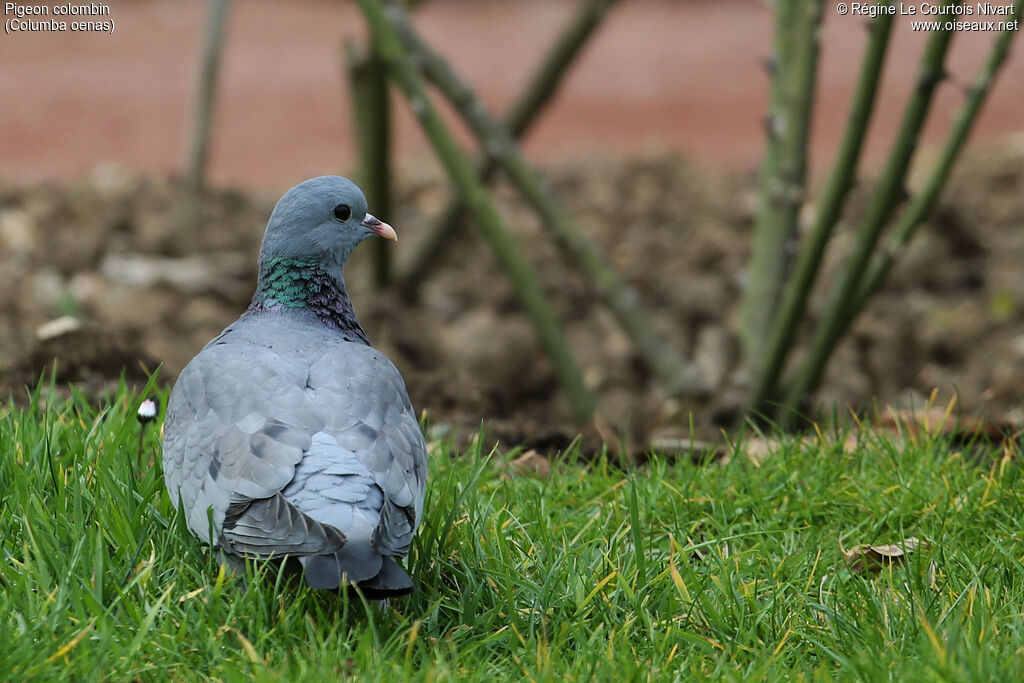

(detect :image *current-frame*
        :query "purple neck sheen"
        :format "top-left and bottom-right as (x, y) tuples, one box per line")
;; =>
(248, 257), (369, 344)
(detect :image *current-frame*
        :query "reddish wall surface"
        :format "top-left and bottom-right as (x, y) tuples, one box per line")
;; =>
(1, 0), (1021, 190)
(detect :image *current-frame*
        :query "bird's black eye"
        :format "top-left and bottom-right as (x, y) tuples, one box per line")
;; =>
(332, 204), (352, 222)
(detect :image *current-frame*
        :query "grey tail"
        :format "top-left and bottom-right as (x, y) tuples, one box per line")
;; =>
(303, 553), (414, 598)
(356, 557), (414, 599)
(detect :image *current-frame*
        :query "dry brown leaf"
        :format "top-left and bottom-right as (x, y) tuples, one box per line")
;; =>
(503, 449), (551, 479)
(740, 436), (779, 465)
(842, 537), (924, 574)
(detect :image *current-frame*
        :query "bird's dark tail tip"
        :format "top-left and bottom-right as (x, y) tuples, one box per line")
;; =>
(354, 557), (414, 599)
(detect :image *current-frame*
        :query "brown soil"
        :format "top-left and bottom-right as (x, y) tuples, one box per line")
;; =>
(3, 138), (1024, 449)
(2, 0), (1023, 448)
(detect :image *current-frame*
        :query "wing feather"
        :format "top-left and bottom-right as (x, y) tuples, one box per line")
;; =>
(164, 343), (316, 546)
(306, 347), (427, 556)
(163, 324), (426, 562)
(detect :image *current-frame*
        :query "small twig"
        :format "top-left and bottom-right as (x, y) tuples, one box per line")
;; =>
(780, 1), (960, 423)
(750, 7), (895, 418)
(355, 0), (595, 421)
(396, 0), (623, 300)
(184, 0), (231, 193)
(384, 0), (706, 397)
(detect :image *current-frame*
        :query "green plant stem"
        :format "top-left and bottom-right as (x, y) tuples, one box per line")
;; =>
(354, 0), (594, 421)
(851, 0), (1023, 315)
(184, 0), (231, 193)
(749, 7), (895, 419)
(738, 0), (798, 372)
(772, 0), (824, 294)
(780, 2), (960, 424)
(345, 39), (394, 287)
(383, 0), (705, 398)
(396, 0), (623, 301)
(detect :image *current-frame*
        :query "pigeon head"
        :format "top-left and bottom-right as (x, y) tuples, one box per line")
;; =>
(258, 176), (396, 270)
(249, 176), (396, 338)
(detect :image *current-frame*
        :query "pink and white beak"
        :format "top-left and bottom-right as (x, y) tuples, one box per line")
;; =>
(362, 213), (397, 241)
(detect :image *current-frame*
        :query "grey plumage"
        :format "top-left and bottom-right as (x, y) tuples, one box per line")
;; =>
(162, 176), (426, 595)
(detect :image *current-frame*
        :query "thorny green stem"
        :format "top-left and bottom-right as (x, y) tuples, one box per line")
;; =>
(346, 39), (394, 287)
(739, 0), (799, 374)
(750, 5), (895, 420)
(780, 0), (961, 426)
(396, 0), (623, 301)
(184, 0), (230, 193)
(384, 0), (706, 398)
(851, 0), (1023, 315)
(354, 0), (595, 421)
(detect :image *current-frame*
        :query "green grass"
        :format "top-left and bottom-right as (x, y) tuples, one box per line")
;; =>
(2, 384), (1024, 681)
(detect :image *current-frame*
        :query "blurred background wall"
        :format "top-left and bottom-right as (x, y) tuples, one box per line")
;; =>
(2, 0), (1022, 191)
